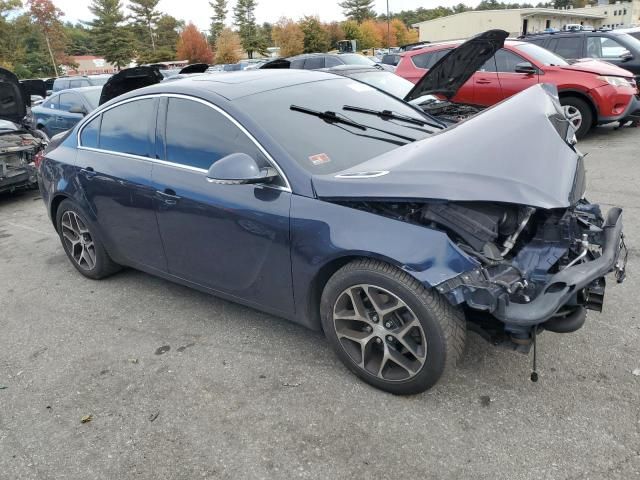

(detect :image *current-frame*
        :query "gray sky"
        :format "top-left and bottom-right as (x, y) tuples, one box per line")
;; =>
(53, 0), (481, 30)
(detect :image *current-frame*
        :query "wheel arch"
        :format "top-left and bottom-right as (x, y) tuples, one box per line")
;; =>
(50, 193), (72, 231)
(558, 89), (598, 126)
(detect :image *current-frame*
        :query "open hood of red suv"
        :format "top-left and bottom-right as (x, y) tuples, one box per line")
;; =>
(560, 58), (634, 77)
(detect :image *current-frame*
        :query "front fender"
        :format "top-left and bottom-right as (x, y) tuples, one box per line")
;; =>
(290, 195), (478, 328)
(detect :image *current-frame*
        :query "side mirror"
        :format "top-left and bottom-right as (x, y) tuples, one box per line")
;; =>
(68, 104), (87, 115)
(619, 50), (633, 62)
(206, 152), (278, 185)
(515, 62), (537, 75)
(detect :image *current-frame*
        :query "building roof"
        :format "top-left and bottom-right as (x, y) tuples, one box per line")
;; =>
(412, 8), (606, 27)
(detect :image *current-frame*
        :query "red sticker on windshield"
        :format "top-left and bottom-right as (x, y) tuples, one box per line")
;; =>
(309, 153), (331, 165)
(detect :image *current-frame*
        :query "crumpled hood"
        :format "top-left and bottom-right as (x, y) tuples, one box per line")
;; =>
(404, 29), (508, 102)
(560, 58), (635, 77)
(312, 84), (580, 210)
(0, 67), (26, 124)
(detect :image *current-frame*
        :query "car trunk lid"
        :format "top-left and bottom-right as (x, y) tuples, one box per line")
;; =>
(0, 67), (26, 124)
(99, 66), (163, 105)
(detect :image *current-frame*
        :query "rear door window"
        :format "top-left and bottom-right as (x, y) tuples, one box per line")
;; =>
(304, 57), (326, 69)
(548, 36), (583, 59)
(164, 98), (261, 171)
(587, 36), (628, 58)
(411, 52), (434, 69)
(290, 58), (305, 69)
(325, 56), (342, 67)
(58, 93), (77, 112)
(99, 99), (156, 157)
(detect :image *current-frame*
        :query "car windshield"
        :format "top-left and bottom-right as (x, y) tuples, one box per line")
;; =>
(340, 54), (376, 66)
(82, 88), (101, 109)
(516, 43), (569, 65)
(348, 71), (413, 99)
(235, 77), (435, 175)
(616, 32), (640, 50)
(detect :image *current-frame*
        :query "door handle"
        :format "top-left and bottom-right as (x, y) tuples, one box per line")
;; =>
(156, 188), (181, 205)
(55, 116), (64, 121)
(80, 166), (97, 179)
(476, 79), (492, 84)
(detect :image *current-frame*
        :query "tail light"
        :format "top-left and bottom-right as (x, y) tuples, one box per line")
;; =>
(33, 150), (45, 170)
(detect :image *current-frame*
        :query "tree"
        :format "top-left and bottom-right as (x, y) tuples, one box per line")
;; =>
(26, 0), (68, 76)
(341, 20), (361, 41)
(339, 0), (375, 24)
(64, 22), (97, 56)
(271, 17), (304, 57)
(214, 27), (241, 64)
(234, 0), (266, 58)
(358, 19), (382, 50)
(128, 0), (161, 59)
(209, 0), (227, 46)
(89, 0), (135, 69)
(176, 22), (214, 63)
(300, 16), (330, 53)
(154, 14), (183, 61)
(324, 21), (345, 50)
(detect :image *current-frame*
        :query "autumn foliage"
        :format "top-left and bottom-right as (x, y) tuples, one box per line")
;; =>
(215, 28), (242, 64)
(271, 17), (304, 57)
(177, 22), (214, 64)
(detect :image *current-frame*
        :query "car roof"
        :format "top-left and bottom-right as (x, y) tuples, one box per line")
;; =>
(109, 69), (342, 103)
(324, 65), (383, 74)
(403, 39), (525, 56)
(56, 86), (103, 95)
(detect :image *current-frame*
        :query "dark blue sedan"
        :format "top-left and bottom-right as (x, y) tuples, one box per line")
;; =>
(38, 70), (626, 394)
(32, 86), (101, 138)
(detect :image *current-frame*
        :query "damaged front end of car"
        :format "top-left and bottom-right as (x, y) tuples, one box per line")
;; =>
(312, 83), (627, 352)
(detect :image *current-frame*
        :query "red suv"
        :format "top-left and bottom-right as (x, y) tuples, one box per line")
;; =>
(396, 40), (639, 137)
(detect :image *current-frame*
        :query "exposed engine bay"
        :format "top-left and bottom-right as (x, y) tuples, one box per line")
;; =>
(338, 196), (627, 346)
(417, 98), (485, 124)
(0, 127), (45, 193)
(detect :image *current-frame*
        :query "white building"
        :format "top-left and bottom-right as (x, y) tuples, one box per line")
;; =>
(412, 0), (640, 42)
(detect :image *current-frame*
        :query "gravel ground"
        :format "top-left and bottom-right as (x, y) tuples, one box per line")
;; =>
(0, 125), (639, 480)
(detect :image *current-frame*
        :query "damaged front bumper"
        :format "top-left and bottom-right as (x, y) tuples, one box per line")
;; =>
(438, 207), (626, 327)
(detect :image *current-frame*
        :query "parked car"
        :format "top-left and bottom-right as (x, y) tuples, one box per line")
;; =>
(325, 30), (508, 125)
(38, 69), (627, 394)
(0, 68), (47, 194)
(396, 38), (639, 137)
(261, 53), (395, 71)
(52, 74), (112, 93)
(519, 29), (640, 86)
(32, 86), (102, 138)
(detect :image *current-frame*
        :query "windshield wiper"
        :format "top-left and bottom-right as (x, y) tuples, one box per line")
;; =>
(290, 104), (416, 142)
(290, 105), (366, 130)
(343, 104), (445, 130)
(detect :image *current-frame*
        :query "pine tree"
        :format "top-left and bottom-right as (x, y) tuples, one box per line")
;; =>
(339, 0), (376, 24)
(233, 0), (265, 58)
(209, 0), (227, 46)
(128, 0), (161, 58)
(89, 0), (134, 69)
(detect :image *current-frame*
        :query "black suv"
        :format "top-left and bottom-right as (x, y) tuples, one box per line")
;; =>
(521, 30), (640, 86)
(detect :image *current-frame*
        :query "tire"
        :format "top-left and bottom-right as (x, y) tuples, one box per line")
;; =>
(55, 199), (120, 279)
(560, 96), (593, 139)
(320, 259), (466, 395)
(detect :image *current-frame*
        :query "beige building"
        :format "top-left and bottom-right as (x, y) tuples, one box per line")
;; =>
(413, 1), (640, 42)
(65, 56), (119, 76)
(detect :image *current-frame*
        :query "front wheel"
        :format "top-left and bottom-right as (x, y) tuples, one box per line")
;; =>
(320, 259), (466, 395)
(560, 96), (593, 139)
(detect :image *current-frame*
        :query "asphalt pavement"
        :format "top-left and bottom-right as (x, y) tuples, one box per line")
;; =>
(0, 125), (639, 480)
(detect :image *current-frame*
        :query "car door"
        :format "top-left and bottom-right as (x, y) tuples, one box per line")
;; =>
(35, 95), (59, 136)
(152, 96), (294, 315)
(586, 35), (635, 70)
(546, 35), (585, 61)
(494, 48), (540, 100)
(76, 97), (167, 272)
(55, 92), (85, 133)
(470, 57), (503, 106)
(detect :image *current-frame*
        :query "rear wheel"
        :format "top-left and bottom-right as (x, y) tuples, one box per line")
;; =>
(560, 96), (593, 139)
(320, 259), (466, 395)
(55, 199), (120, 279)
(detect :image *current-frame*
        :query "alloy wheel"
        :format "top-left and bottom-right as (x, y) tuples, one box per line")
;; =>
(332, 284), (427, 381)
(563, 105), (583, 131)
(60, 211), (96, 271)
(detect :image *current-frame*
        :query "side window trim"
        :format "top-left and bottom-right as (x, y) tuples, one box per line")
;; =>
(76, 93), (292, 192)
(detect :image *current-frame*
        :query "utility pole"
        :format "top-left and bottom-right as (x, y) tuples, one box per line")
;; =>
(386, 0), (391, 54)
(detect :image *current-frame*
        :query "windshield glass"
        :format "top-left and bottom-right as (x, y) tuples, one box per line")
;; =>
(88, 76), (111, 86)
(340, 54), (376, 66)
(348, 71), (413, 98)
(516, 43), (569, 65)
(82, 88), (101, 109)
(617, 32), (640, 50)
(235, 77), (434, 175)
